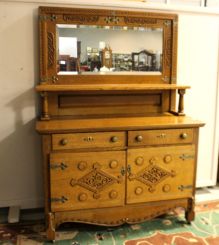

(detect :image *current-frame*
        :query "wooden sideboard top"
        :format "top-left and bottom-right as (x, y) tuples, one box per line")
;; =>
(36, 84), (190, 92)
(36, 115), (204, 133)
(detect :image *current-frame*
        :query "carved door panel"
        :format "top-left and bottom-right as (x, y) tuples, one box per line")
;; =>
(126, 145), (195, 204)
(50, 151), (125, 212)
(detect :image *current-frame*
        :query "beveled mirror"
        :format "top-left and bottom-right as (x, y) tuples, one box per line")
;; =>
(39, 7), (178, 84)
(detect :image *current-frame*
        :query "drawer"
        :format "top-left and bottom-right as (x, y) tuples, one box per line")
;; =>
(128, 128), (194, 146)
(50, 151), (125, 212)
(52, 131), (126, 150)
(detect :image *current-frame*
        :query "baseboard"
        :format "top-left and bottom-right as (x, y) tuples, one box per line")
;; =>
(0, 197), (44, 209)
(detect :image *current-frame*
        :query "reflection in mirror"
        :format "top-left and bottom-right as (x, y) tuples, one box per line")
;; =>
(57, 24), (163, 75)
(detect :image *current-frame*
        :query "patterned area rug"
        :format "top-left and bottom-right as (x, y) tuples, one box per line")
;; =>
(1, 201), (219, 245)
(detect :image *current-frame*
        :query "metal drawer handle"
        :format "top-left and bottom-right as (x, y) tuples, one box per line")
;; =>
(180, 133), (188, 139)
(135, 135), (143, 142)
(60, 138), (68, 145)
(111, 136), (118, 143)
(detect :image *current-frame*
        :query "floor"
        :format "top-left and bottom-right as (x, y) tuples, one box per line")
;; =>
(195, 185), (219, 203)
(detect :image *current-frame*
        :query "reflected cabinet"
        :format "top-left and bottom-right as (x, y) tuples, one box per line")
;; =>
(36, 6), (204, 241)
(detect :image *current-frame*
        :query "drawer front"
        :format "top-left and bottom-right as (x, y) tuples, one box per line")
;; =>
(126, 145), (195, 204)
(50, 151), (125, 212)
(52, 131), (125, 150)
(128, 128), (193, 146)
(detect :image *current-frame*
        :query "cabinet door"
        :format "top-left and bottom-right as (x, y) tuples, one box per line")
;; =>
(126, 145), (195, 204)
(50, 151), (125, 212)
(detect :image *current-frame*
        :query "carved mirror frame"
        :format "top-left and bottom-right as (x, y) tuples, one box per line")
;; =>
(39, 6), (178, 85)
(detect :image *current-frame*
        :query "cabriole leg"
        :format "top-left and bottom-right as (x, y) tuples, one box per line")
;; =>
(185, 198), (195, 224)
(46, 212), (56, 241)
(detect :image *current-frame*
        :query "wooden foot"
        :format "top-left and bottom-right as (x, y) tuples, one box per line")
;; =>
(185, 209), (195, 224)
(46, 212), (56, 241)
(185, 198), (195, 224)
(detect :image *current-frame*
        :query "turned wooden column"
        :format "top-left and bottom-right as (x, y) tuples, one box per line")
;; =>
(178, 89), (185, 116)
(41, 92), (50, 120)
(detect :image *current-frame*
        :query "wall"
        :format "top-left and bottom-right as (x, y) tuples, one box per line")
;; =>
(0, 0), (218, 209)
(0, 2), (43, 208)
(177, 14), (219, 187)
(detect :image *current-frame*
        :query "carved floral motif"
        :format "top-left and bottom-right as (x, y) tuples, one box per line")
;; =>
(70, 164), (121, 194)
(63, 15), (99, 23)
(47, 32), (55, 68)
(104, 16), (120, 24)
(129, 164), (175, 192)
(124, 17), (157, 25)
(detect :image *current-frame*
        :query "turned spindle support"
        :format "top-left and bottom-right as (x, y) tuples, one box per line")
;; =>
(178, 89), (185, 116)
(40, 92), (50, 120)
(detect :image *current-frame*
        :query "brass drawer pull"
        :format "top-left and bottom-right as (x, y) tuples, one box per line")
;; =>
(60, 138), (68, 145)
(180, 133), (188, 139)
(111, 136), (118, 143)
(135, 135), (143, 142)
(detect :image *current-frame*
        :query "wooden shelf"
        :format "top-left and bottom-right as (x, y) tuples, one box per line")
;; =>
(36, 84), (190, 92)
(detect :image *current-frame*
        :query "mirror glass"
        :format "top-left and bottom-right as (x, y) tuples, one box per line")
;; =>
(57, 24), (163, 75)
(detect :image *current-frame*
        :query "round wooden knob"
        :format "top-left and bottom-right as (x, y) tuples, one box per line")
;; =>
(163, 184), (171, 193)
(110, 136), (118, 143)
(93, 162), (101, 169)
(135, 187), (143, 195)
(109, 160), (118, 169)
(60, 138), (68, 145)
(78, 161), (87, 171)
(109, 190), (118, 199)
(163, 155), (172, 164)
(149, 157), (158, 164)
(180, 133), (188, 139)
(93, 193), (100, 199)
(135, 135), (143, 142)
(78, 193), (87, 202)
(135, 156), (144, 166)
